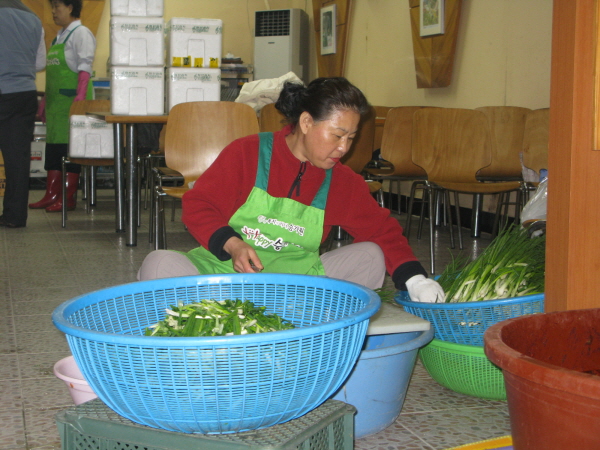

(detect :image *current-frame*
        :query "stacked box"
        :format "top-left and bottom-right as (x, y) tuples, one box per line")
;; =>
(167, 18), (223, 68)
(111, 66), (165, 115)
(110, 16), (164, 66)
(69, 116), (115, 158)
(56, 398), (355, 450)
(111, 0), (163, 16)
(166, 67), (221, 111)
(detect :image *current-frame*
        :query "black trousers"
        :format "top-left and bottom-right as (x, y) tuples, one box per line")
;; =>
(0, 90), (37, 226)
(44, 142), (81, 174)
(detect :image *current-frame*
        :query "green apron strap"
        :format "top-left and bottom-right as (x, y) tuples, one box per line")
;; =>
(311, 169), (331, 210)
(256, 132), (273, 190)
(257, 131), (331, 210)
(51, 25), (80, 46)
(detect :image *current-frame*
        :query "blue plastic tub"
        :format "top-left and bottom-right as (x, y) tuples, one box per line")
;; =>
(52, 274), (380, 434)
(332, 327), (434, 438)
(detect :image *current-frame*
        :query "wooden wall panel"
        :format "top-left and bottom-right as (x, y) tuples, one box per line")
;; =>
(23, 0), (106, 51)
(312, 0), (351, 77)
(409, 0), (462, 88)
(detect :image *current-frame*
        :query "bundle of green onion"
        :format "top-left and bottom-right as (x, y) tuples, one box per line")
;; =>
(437, 226), (545, 303)
(145, 299), (295, 337)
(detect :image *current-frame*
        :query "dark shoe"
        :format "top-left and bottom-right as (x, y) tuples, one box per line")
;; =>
(0, 216), (25, 228)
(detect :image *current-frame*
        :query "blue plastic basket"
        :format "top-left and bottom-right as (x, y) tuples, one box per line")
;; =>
(395, 291), (544, 346)
(52, 273), (380, 434)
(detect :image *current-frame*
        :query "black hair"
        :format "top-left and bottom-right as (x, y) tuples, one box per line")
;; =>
(275, 77), (371, 127)
(49, 0), (82, 18)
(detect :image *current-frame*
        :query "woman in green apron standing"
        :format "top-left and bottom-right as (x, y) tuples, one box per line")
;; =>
(138, 77), (444, 303)
(29, 0), (95, 212)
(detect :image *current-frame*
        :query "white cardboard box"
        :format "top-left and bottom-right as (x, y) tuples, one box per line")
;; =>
(111, 66), (165, 115)
(110, 16), (164, 67)
(166, 68), (221, 111)
(110, 0), (163, 16)
(69, 116), (115, 158)
(167, 18), (222, 68)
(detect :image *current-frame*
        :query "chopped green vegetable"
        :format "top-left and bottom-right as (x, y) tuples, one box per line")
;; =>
(438, 226), (545, 303)
(145, 299), (295, 337)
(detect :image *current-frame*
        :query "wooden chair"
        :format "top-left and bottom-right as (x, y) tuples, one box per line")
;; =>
(475, 106), (531, 234)
(153, 101), (259, 249)
(522, 108), (549, 185)
(259, 102), (286, 133)
(373, 106), (392, 151)
(62, 99), (113, 227)
(410, 108), (522, 275)
(340, 105), (384, 206)
(364, 106), (428, 216)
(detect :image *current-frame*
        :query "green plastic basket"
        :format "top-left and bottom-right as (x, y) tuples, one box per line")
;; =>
(419, 338), (506, 401)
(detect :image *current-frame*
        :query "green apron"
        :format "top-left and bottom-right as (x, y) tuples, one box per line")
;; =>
(186, 132), (332, 275)
(45, 26), (93, 144)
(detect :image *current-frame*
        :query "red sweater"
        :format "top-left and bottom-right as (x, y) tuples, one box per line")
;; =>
(181, 127), (427, 289)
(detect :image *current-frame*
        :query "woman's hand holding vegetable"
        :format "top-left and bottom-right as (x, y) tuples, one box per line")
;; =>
(406, 275), (445, 303)
(224, 237), (264, 273)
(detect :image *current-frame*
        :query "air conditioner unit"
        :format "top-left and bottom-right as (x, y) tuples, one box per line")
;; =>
(254, 9), (309, 82)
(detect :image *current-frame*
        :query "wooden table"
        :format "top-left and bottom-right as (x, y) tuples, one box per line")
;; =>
(87, 112), (168, 246)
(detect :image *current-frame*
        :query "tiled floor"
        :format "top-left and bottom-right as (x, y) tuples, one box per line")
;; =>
(1, 189), (511, 450)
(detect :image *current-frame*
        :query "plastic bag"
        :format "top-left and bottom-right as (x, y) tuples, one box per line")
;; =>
(234, 72), (303, 113)
(521, 176), (548, 223)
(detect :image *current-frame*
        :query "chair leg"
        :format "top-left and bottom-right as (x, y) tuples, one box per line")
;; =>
(149, 169), (156, 243)
(84, 166), (91, 214)
(515, 188), (523, 224)
(81, 167), (88, 201)
(417, 187), (428, 241)
(444, 189), (455, 250)
(89, 166), (97, 207)
(404, 181), (420, 239)
(453, 191), (464, 250)
(153, 186), (166, 250)
(491, 193), (504, 237)
(426, 184), (436, 275)
(61, 157), (68, 228)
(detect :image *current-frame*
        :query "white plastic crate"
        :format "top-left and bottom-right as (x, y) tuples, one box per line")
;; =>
(166, 18), (222, 68)
(110, 0), (163, 16)
(111, 66), (165, 115)
(166, 68), (221, 111)
(110, 16), (164, 67)
(69, 116), (115, 158)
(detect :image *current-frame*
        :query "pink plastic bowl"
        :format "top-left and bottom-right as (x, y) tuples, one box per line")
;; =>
(54, 355), (98, 405)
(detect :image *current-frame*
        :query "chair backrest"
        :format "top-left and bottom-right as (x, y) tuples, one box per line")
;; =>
(373, 106), (392, 151)
(476, 106), (531, 178)
(259, 102), (286, 133)
(379, 106), (427, 177)
(522, 108), (549, 176)
(69, 99), (111, 117)
(340, 106), (376, 174)
(164, 101), (260, 185)
(412, 107), (492, 183)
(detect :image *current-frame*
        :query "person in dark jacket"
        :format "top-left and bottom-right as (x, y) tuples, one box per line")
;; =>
(0, 0), (46, 227)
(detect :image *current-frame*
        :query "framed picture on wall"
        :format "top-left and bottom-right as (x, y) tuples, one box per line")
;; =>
(420, 0), (445, 37)
(320, 4), (336, 55)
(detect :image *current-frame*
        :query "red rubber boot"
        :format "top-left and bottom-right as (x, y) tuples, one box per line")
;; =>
(29, 170), (62, 209)
(46, 172), (79, 212)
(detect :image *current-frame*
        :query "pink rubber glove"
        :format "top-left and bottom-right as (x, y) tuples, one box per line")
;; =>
(74, 71), (91, 101)
(37, 95), (46, 123)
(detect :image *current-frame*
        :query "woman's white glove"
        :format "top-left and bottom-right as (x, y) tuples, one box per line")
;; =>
(405, 275), (445, 303)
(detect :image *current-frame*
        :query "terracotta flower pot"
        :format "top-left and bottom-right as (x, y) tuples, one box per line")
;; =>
(484, 308), (600, 450)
